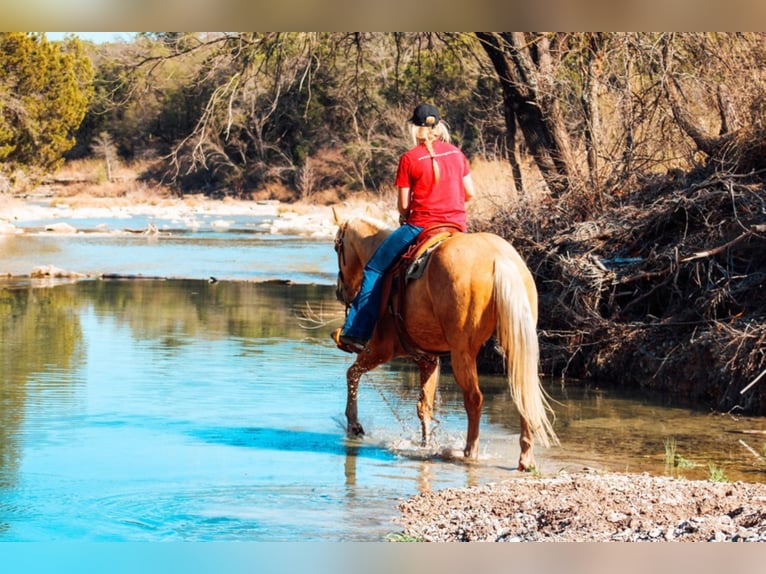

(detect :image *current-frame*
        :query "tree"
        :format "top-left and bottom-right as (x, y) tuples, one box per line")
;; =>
(91, 131), (118, 182)
(476, 32), (582, 198)
(67, 32), (766, 204)
(659, 32), (766, 175)
(0, 33), (94, 176)
(120, 32), (482, 195)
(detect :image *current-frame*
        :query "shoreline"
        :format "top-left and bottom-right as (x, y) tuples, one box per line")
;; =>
(395, 470), (766, 542)
(0, 194), (397, 280)
(1, 194), (338, 236)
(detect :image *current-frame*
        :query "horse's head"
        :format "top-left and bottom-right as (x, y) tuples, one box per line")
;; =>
(333, 215), (391, 307)
(333, 220), (364, 306)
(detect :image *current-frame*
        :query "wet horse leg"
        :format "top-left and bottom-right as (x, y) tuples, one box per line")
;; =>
(345, 361), (366, 436)
(415, 357), (439, 447)
(345, 351), (387, 437)
(518, 416), (536, 471)
(450, 350), (483, 459)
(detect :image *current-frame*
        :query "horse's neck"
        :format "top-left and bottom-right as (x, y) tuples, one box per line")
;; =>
(351, 221), (390, 265)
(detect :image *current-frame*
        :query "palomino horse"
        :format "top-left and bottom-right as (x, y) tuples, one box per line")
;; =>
(333, 214), (559, 470)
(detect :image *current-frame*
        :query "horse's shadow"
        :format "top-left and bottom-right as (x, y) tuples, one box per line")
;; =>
(189, 425), (521, 482)
(190, 425), (398, 462)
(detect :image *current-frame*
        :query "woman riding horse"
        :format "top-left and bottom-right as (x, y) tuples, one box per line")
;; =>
(332, 103), (475, 353)
(331, 105), (558, 470)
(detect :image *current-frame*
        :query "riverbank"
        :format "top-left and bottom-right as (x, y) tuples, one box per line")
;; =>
(395, 471), (766, 542)
(0, 189), (394, 240)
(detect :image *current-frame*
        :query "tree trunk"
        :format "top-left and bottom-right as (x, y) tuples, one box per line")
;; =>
(663, 76), (727, 157)
(657, 34), (766, 174)
(476, 32), (579, 198)
(477, 32), (524, 194)
(581, 33), (604, 189)
(717, 83), (739, 135)
(505, 106), (524, 195)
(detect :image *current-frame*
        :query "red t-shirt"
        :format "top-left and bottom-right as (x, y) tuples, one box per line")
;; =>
(394, 140), (470, 231)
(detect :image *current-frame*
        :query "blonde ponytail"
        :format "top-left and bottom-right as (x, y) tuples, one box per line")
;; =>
(410, 121), (450, 184)
(423, 137), (441, 184)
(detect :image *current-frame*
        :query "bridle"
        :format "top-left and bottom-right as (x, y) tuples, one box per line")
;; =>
(334, 222), (352, 310)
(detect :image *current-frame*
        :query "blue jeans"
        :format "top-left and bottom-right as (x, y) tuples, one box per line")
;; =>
(342, 223), (423, 340)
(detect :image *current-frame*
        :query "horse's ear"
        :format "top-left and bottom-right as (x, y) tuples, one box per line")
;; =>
(331, 206), (342, 226)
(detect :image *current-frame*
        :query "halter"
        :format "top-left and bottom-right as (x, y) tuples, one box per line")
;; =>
(334, 222), (352, 310)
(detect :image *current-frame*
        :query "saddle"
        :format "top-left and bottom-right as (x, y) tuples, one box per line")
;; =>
(381, 224), (462, 359)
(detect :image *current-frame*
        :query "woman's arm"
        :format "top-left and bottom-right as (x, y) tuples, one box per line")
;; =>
(397, 186), (411, 224)
(462, 174), (475, 202)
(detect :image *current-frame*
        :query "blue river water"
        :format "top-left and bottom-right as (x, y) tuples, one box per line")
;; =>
(1, 207), (765, 542)
(1, 210), (336, 283)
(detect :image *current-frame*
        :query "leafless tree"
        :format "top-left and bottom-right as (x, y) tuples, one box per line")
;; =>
(476, 32), (583, 198)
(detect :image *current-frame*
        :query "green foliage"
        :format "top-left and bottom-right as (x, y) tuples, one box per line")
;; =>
(663, 437), (701, 477)
(707, 463), (729, 483)
(663, 437), (677, 467)
(73, 32), (493, 196)
(385, 531), (425, 542)
(70, 35), (198, 161)
(0, 33), (93, 173)
(7, 32), (764, 199)
(675, 455), (698, 470)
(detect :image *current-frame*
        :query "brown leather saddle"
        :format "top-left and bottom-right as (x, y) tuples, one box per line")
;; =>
(380, 224), (462, 359)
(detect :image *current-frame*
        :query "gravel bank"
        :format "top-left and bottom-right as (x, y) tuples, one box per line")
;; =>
(396, 472), (766, 542)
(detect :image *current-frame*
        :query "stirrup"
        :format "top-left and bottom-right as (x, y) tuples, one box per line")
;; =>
(331, 328), (367, 354)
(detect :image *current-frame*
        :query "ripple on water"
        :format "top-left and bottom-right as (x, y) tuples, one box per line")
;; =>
(83, 481), (412, 541)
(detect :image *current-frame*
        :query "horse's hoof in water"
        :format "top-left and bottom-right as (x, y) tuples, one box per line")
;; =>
(463, 447), (480, 460)
(439, 447), (463, 460)
(517, 461), (536, 472)
(347, 422), (365, 437)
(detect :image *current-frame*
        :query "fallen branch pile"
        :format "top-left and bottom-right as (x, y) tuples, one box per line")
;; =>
(478, 171), (766, 414)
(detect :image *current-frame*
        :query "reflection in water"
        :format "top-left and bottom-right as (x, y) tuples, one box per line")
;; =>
(0, 285), (85, 493)
(0, 279), (764, 541)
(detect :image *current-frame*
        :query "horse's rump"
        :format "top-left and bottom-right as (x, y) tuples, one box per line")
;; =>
(400, 232), (557, 447)
(401, 233), (525, 351)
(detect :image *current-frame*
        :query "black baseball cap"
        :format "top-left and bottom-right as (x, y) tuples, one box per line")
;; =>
(410, 103), (440, 127)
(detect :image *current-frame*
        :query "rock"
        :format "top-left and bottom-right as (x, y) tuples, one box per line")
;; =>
(44, 222), (77, 234)
(30, 265), (85, 278)
(0, 221), (23, 235)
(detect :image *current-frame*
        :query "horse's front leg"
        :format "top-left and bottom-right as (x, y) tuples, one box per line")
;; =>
(415, 356), (440, 447)
(344, 345), (389, 438)
(345, 361), (368, 436)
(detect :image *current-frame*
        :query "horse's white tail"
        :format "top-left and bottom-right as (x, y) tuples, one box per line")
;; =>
(493, 259), (559, 448)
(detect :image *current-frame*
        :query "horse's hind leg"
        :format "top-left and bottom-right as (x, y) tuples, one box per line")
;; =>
(518, 416), (536, 471)
(451, 350), (483, 459)
(415, 357), (439, 447)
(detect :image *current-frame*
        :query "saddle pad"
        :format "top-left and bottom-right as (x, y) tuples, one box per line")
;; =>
(405, 232), (452, 281)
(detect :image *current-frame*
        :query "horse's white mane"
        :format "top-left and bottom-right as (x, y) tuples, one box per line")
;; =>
(332, 205), (395, 233)
(354, 215), (393, 232)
